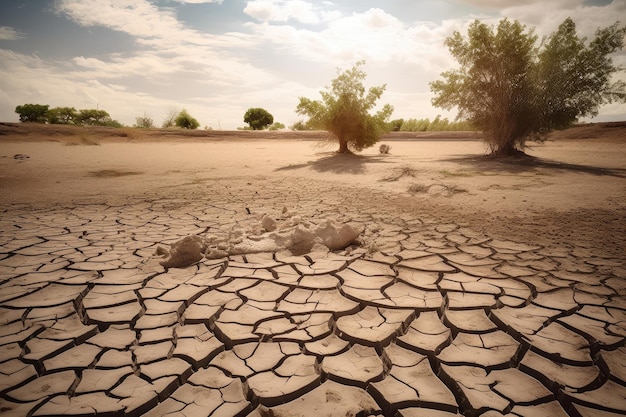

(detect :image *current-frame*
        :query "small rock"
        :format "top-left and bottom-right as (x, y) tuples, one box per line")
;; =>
(262, 215), (277, 232)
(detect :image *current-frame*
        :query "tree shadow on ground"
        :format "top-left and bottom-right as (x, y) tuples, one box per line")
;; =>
(275, 152), (391, 175)
(443, 154), (626, 178)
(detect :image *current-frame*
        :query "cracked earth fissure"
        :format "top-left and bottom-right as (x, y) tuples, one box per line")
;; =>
(1, 180), (625, 417)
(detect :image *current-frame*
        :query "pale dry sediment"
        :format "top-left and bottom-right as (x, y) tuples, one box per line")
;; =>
(0, 175), (624, 416)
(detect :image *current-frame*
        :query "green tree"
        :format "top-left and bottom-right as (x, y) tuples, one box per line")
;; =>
(47, 107), (78, 124)
(536, 19), (626, 131)
(388, 118), (404, 132)
(77, 109), (111, 126)
(174, 109), (200, 129)
(296, 60), (394, 153)
(244, 108), (274, 130)
(15, 104), (49, 123)
(269, 122), (285, 131)
(134, 113), (154, 129)
(430, 18), (626, 156)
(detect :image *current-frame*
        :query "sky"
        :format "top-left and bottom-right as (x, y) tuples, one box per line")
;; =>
(0, 0), (624, 129)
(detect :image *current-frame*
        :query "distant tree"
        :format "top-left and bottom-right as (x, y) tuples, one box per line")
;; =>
(388, 118), (404, 132)
(290, 120), (313, 131)
(134, 113), (154, 129)
(47, 107), (78, 124)
(103, 119), (123, 128)
(244, 108), (274, 130)
(269, 122), (285, 131)
(77, 109), (111, 126)
(174, 109), (200, 129)
(162, 109), (178, 128)
(431, 18), (626, 156)
(15, 104), (49, 123)
(296, 61), (393, 153)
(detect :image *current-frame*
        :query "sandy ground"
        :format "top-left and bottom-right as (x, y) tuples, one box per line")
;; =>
(1, 124), (624, 258)
(0, 124), (625, 416)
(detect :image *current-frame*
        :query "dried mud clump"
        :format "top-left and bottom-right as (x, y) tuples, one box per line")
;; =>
(155, 211), (363, 269)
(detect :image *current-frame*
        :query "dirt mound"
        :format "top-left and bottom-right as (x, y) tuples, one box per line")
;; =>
(546, 121), (626, 141)
(1, 121), (624, 143)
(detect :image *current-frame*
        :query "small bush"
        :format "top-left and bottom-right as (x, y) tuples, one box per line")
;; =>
(290, 120), (313, 130)
(175, 109), (200, 129)
(134, 114), (154, 129)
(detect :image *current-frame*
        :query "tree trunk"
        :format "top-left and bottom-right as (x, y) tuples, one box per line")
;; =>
(337, 139), (349, 154)
(493, 141), (521, 157)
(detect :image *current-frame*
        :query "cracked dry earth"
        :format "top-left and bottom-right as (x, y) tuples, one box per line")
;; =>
(1, 178), (625, 417)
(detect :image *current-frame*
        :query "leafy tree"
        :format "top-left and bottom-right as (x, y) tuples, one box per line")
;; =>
(536, 19), (626, 131)
(103, 119), (123, 128)
(269, 122), (285, 131)
(388, 119), (404, 132)
(15, 104), (49, 123)
(174, 109), (200, 129)
(47, 107), (78, 124)
(134, 113), (154, 129)
(77, 109), (111, 126)
(296, 60), (394, 153)
(244, 108), (274, 130)
(430, 18), (626, 156)
(400, 118), (429, 132)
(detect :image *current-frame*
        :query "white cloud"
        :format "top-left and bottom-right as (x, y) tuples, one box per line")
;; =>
(459, 0), (626, 38)
(172, 0), (223, 3)
(244, 0), (340, 25)
(245, 8), (463, 74)
(0, 26), (22, 40)
(456, 0), (576, 8)
(1, 0), (623, 127)
(56, 0), (182, 38)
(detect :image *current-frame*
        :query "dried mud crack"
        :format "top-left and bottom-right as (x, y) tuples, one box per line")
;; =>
(0, 179), (624, 417)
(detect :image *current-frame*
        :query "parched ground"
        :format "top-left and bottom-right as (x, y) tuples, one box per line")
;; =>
(0, 123), (624, 416)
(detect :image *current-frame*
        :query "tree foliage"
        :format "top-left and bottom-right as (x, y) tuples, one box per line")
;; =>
(290, 120), (313, 131)
(15, 103), (122, 126)
(15, 104), (49, 123)
(47, 107), (78, 124)
(77, 109), (112, 126)
(174, 109), (200, 129)
(134, 113), (154, 129)
(244, 108), (274, 130)
(269, 122), (285, 131)
(397, 116), (476, 132)
(296, 61), (394, 153)
(431, 18), (626, 156)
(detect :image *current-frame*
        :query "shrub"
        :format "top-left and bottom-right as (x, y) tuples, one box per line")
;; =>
(174, 109), (200, 129)
(134, 113), (154, 128)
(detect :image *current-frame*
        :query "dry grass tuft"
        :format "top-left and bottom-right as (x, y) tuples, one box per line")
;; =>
(382, 165), (418, 182)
